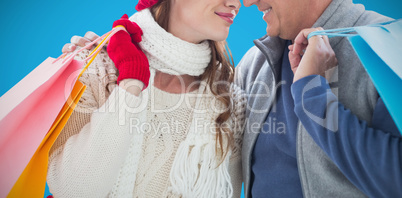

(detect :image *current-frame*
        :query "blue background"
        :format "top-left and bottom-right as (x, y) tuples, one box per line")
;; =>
(0, 0), (400, 197)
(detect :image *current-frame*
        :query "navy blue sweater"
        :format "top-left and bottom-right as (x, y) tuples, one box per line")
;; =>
(250, 41), (303, 198)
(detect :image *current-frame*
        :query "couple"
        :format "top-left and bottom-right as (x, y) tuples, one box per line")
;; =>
(48, 0), (402, 197)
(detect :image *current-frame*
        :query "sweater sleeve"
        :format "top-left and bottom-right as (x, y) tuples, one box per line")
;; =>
(228, 84), (247, 198)
(49, 47), (119, 156)
(291, 75), (402, 197)
(47, 48), (148, 197)
(47, 86), (147, 197)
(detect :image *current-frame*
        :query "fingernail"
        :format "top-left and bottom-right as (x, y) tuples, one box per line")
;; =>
(86, 31), (98, 40)
(71, 36), (80, 44)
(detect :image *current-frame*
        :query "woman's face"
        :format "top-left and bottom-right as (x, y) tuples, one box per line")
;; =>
(169, 0), (241, 44)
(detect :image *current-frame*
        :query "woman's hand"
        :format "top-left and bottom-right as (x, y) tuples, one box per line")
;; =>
(288, 27), (338, 83)
(107, 14), (150, 92)
(61, 31), (100, 53)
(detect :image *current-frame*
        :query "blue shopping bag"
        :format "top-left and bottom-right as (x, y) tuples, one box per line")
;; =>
(309, 19), (402, 134)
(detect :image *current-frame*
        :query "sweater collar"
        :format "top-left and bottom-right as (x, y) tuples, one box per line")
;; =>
(130, 9), (212, 76)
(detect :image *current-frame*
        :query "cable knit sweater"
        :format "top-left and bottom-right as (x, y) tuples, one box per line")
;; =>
(47, 30), (246, 198)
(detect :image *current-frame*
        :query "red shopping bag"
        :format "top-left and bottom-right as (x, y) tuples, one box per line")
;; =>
(0, 26), (126, 197)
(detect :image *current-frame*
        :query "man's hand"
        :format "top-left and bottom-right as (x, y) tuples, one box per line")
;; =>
(288, 27), (338, 82)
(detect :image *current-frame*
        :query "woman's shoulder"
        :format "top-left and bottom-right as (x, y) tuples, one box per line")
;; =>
(74, 48), (119, 107)
(75, 48), (117, 85)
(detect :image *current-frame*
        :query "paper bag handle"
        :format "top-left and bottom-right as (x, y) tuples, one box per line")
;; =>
(59, 26), (127, 62)
(52, 26), (128, 78)
(307, 19), (401, 40)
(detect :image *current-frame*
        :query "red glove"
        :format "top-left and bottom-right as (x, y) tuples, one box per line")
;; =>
(107, 14), (150, 88)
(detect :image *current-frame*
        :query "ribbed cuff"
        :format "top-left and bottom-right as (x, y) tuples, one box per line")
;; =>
(116, 58), (150, 89)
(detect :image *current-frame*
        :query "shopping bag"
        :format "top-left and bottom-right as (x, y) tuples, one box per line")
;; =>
(0, 26), (127, 198)
(7, 80), (85, 198)
(308, 19), (402, 134)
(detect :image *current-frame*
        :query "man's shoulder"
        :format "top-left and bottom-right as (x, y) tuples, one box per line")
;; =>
(355, 10), (393, 26)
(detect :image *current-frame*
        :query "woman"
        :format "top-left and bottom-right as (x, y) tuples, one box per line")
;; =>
(47, 0), (246, 197)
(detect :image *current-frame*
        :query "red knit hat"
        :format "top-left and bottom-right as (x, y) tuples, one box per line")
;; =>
(135, 0), (159, 11)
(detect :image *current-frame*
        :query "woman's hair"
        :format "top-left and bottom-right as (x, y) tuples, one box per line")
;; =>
(151, 0), (235, 162)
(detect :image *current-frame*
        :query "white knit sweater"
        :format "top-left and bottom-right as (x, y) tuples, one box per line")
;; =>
(47, 38), (246, 197)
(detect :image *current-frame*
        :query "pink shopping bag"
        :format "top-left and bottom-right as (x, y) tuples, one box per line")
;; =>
(0, 26), (126, 197)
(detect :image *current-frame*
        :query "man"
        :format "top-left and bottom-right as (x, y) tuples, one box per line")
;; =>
(235, 0), (402, 197)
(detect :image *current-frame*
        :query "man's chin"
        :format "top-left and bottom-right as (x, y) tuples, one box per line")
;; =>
(265, 27), (278, 37)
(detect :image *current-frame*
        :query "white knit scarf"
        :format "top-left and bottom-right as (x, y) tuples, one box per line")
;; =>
(129, 9), (212, 76)
(166, 80), (233, 198)
(110, 10), (233, 198)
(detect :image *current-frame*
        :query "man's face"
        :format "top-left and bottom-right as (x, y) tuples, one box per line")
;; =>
(243, 0), (318, 40)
